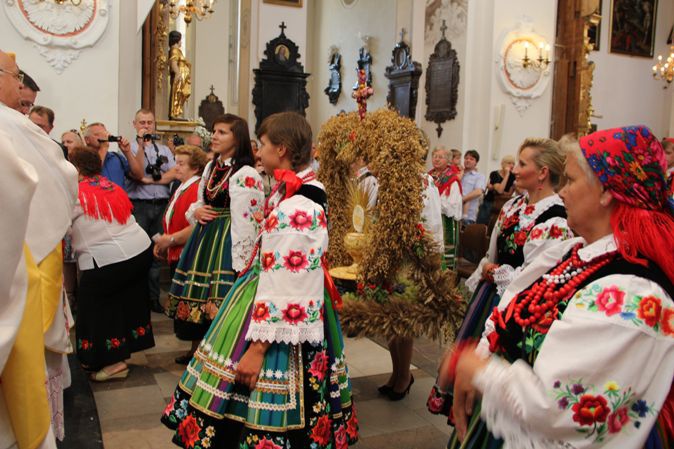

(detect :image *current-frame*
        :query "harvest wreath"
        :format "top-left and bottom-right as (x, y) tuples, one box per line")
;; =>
(317, 108), (465, 342)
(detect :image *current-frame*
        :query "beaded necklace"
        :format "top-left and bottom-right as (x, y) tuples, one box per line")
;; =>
(504, 243), (617, 334)
(205, 161), (233, 202)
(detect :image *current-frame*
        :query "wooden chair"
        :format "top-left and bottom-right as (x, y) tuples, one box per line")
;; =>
(455, 224), (489, 282)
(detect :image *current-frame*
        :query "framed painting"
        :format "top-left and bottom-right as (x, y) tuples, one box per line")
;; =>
(609, 0), (658, 57)
(263, 0), (303, 7)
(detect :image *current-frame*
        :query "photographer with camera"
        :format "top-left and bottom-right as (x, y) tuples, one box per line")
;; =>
(127, 109), (176, 314)
(84, 122), (145, 187)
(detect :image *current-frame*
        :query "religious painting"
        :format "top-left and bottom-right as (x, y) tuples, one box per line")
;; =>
(587, 0), (602, 51)
(263, 0), (303, 7)
(609, 0), (658, 57)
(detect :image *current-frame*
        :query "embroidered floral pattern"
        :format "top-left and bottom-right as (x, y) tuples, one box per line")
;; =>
(105, 337), (125, 351)
(237, 175), (263, 191)
(553, 379), (657, 443)
(252, 300), (322, 327)
(263, 208), (326, 234)
(131, 323), (152, 339)
(259, 248), (322, 273)
(77, 339), (93, 350)
(573, 284), (673, 336)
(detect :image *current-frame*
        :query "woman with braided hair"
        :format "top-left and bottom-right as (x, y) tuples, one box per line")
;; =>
(447, 125), (674, 448)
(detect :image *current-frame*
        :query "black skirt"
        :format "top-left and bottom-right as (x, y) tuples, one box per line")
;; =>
(75, 247), (155, 369)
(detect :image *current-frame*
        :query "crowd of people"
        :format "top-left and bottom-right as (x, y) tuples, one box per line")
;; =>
(2, 46), (674, 449)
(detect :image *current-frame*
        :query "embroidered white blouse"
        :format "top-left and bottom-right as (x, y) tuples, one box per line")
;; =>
(474, 234), (674, 448)
(245, 172), (328, 346)
(421, 173), (445, 254)
(185, 160), (265, 272)
(466, 194), (573, 296)
(441, 180), (463, 221)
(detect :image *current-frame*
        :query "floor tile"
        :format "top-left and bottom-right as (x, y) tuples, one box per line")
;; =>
(94, 385), (167, 424)
(354, 397), (429, 438)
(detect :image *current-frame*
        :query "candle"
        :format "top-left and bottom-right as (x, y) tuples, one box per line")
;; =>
(524, 41), (529, 59)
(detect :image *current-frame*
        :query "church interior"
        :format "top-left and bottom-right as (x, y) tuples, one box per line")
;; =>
(2, 0), (674, 448)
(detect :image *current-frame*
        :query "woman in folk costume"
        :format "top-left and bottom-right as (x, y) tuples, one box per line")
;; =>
(166, 114), (264, 365)
(162, 112), (358, 449)
(447, 125), (674, 448)
(68, 147), (155, 381)
(427, 138), (573, 420)
(429, 146), (463, 269)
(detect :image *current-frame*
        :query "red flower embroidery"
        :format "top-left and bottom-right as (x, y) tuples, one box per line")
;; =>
(252, 302), (270, 322)
(318, 210), (327, 228)
(309, 350), (329, 381)
(549, 225), (563, 239)
(571, 394), (609, 426)
(514, 231), (527, 246)
(427, 396), (445, 413)
(282, 303), (307, 325)
(607, 407), (630, 434)
(201, 301), (219, 320)
(261, 252), (276, 271)
(137, 326), (146, 336)
(596, 286), (625, 317)
(250, 198), (258, 206)
(283, 250), (308, 272)
(244, 176), (257, 188)
(638, 296), (662, 327)
(177, 414), (202, 448)
(529, 228), (544, 240)
(289, 210), (312, 230)
(254, 437), (281, 449)
(110, 338), (121, 349)
(176, 301), (191, 320)
(264, 214), (279, 232)
(524, 205), (535, 215)
(80, 339), (92, 350)
(335, 424), (348, 449)
(346, 412), (358, 439)
(163, 394), (176, 416)
(661, 308), (674, 336)
(310, 415), (332, 446)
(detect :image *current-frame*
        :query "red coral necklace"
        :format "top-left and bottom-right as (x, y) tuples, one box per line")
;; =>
(505, 243), (617, 333)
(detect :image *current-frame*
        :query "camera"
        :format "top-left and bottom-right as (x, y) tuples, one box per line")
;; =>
(142, 133), (160, 142)
(172, 134), (185, 147)
(146, 155), (169, 181)
(98, 135), (122, 143)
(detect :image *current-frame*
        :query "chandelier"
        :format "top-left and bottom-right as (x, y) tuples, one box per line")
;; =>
(522, 41), (551, 71)
(652, 46), (674, 88)
(168, 0), (215, 25)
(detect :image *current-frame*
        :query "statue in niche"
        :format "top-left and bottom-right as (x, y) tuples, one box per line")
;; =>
(169, 30), (192, 120)
(354, 38), (373, 90)
(324, 48), (342, 105)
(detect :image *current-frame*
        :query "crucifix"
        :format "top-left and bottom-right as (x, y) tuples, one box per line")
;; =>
(279, 21), (287, 36)
(399, 28), (407, 43)
(440, 19), (447, 39)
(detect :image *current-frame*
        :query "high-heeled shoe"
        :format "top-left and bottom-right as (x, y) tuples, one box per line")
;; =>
(377, 384), (393, 395)
(386, 374), (414, 401)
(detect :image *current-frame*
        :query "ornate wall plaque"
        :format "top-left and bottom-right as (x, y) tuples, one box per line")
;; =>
(495, 17), (552, 115)
(324, 48), (342, 105)
(252, 22), (310, 130)
(384, 30), (422, 119)
(425, 20), (460, 137)
(198, 86), (226, 131)
(3, 0), (111, 73)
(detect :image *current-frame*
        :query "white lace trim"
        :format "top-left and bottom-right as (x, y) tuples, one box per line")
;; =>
(465, 256), (489, 293)
(493, 264), (522, 297)
(245, 323), (324, 345)
(231, 236), (256, 272)
(475, 359), (575, 449)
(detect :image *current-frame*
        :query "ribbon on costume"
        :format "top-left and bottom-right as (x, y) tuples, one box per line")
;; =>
(274, 169), (303, 199)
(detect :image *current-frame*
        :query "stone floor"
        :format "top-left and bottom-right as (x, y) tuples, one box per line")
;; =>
(84, 294), (454, 449)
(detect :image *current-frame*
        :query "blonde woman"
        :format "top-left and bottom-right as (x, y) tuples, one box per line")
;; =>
(477, 155), (516, 225)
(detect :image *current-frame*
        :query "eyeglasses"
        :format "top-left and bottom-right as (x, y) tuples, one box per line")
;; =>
(0, 68), (24, 83)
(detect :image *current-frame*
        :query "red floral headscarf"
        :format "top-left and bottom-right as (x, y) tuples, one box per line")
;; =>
(579, 125), (672, 212)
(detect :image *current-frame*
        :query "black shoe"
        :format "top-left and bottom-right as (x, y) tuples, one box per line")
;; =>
(377, 384), (393, 395)
(387, 374), (414, 401)
(151, 300), (164, 314)
(174, 353), (194, 365)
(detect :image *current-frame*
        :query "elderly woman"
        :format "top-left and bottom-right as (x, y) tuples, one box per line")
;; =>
(477, 155), (516, 225)
(152, 145), (208, 364)
(428, 138), (573, 421)
(448, 125), (674, 448)
(61, 129), (84, 158)
(69, 147), (155, 381)
(429, 146), (463, 269)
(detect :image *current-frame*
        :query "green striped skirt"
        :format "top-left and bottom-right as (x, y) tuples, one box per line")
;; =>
(167, 209), (235, 327)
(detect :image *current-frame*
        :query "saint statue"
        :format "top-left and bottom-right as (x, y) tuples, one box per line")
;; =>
(169, 31), (192, 120)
